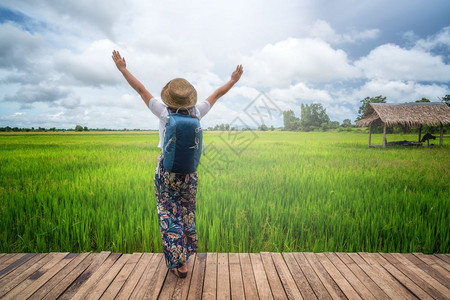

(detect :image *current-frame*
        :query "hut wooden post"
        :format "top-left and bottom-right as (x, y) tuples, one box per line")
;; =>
(418, 125), (422, 142)
(368, 123), (372, 147)
(382, 122), (387, 148)
(440, 123), (444, 146)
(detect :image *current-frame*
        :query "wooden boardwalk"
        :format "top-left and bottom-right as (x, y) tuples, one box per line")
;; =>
(0, 252), (449, 299)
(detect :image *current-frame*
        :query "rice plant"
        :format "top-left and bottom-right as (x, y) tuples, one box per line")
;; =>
(0, 131), (448, 254)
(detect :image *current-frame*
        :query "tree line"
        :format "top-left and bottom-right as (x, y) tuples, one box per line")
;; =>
(2, 95), (448, 132)
(282, 94), (450, 133)
(0, 126), (146, 132)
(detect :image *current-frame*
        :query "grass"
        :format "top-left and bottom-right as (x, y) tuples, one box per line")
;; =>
(0, 131), (448, 254)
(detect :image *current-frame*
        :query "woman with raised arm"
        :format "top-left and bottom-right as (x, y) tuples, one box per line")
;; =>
(112, 50), (243, 277)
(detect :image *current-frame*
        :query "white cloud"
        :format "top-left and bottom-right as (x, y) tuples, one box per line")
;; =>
(3, 83), (70, 105)
(3, 0), (126, 37)
(414, 26), (450, 51)
(241, 38), (360, 88)
(269, 82), (333, 104)
(54, 39), (121, 87)
(307, 20), (379, 44)
(349, 79), (449, 104)
(356, 44), (450, 81)
(0, 22), (43, 70)
(324, 104), (354, 123)
(1, 1), (450, 129)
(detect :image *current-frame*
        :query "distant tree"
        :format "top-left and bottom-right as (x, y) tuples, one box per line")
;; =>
(75, 125), (83, 131)
(329, 121), (340, 128)
(83, 126), (89, 131)
(300, 103), (330, 131)
(356, 95), (386, 121)
(342, 119), (352, 127)
(283, 110), (300, 131)
(415, 97), (430, 102)
(258, 124), (268, 131)
(270, 125), (275, 131)
(439, 94), (450, 107)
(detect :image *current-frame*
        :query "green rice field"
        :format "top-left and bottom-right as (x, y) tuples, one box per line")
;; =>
(0, 131), (449, 254)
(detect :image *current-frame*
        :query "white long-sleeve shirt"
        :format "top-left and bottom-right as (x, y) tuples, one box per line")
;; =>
(148, 97), (211, 150)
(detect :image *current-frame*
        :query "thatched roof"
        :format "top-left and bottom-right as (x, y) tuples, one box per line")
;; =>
(356, 102), (450, 127)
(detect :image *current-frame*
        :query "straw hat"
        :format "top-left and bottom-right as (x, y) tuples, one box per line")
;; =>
(161, 78), (197, 109)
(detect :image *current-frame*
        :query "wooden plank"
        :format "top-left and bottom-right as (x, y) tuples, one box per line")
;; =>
(70, 252), (122, 300)
(316, 253), (361, 300)
(334, 253), (388, 300)
(0, 254), (27, 272)
(100, 252), (142, 300)
(42, 252), (97, 300)
(293, 252), (331, 300)
(261, 252), (287, 300)
(413, 252), (439, 266)
(272, 253), (303, 300)
(29, 253), (90, 300)
(59, 251), (111, 300)
(187, 252), (206, 300)
(0, 253), (35, 279)
(324, 253), (376, 300)
(171, 253), (197, 300)
(130, 253), (164, 299)
(0, 253), (17, 267)
(217, 252), (230, 300)
(86, 253), (132, 300)
(413, 252), (450, 280)
(433, 254), (450, 272)
(389, 253), (450, 299)
(0, 254), (7, 269)
(372, 253), (433, 300)
(5, 252), (72, 300)
(282, 253), (316, 299)
(0, 253), (49, 297)
(203, 252), (218, 300)
(431, 254), (450, 272)
(435, 254), (450, 266)
(250, 252), (274, 299)
(403, 253), (450, 289)
(155, 262), (179, 300)
(238, 253), (258, 300)
(349, 252), (410, 300)
(142, 252), (169, 300)
(228, 253), (245, 300)
(115, 253), (154, 299)
(303, 252), (346, 300)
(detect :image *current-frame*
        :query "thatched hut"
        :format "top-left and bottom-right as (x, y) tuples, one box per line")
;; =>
(356, 102), (450, 147)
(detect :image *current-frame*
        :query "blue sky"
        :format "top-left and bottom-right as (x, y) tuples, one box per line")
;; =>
(0, 0), (449, 129)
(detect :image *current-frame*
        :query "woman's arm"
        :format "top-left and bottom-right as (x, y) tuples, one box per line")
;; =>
(112, 50), (153, 107)
(206, 64), (243, 108)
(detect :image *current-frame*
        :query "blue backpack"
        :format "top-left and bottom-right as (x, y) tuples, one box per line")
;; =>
(162, 107), (203, 173)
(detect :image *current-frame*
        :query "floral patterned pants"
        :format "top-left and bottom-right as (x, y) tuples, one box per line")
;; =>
(154, 154), (198, 269)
